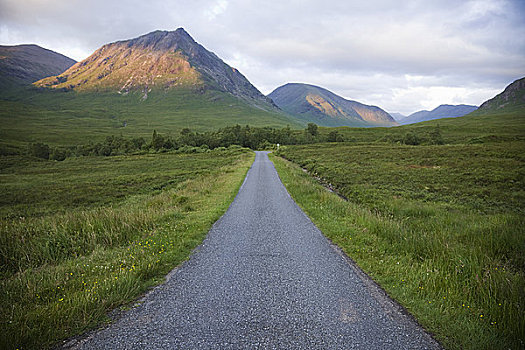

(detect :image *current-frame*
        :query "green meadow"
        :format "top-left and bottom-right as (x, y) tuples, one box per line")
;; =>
(0, 87), (301, 149)
(1, 80), (524, 350)
(0, 148), (254, 349)
(272, 111), (525, 350)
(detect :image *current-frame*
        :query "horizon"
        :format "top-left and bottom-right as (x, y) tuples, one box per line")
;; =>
(1, 0), (524, 115)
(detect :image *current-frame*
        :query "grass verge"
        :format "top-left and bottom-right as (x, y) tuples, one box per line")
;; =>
(0, 149), (254, 349)
(270, 148), (524, 350)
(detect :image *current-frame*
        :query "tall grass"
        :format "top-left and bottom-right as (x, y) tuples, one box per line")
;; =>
(272, 142), (524, 350)
(0, 149), (254, 349)
(2, 197), (170, 275)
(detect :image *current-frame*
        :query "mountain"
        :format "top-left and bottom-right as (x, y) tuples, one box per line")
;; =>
(35, 28), (273, 107)
(389, 112), (406, 121)
(398, 104), (478, 125)
(0, 44), (75, 90)
(268, 83), (397, 127)
(477, 77), (525, 113)
(0, 29), (301, 146)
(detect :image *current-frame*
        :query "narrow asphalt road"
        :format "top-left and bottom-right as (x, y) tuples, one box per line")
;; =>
(70, 151), (441, 349)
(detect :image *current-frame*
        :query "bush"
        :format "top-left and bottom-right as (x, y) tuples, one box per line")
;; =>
(49, 148), (66, 161)
(28, 143), (50, 159)
(429, 126), (444, 145)
(258, 140), (273, 150)
(327, 131), (345, 142)
(306, 123), (319, 136)
(403, 132), (421, 145)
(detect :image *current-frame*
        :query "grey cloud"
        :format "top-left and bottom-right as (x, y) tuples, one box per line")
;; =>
(1, 0), (524, 114)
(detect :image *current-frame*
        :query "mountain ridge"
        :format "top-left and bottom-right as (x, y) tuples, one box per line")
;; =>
(0, 44), (76, 91)
(269, 83), (397, 127)
(398, 104), (478, 125)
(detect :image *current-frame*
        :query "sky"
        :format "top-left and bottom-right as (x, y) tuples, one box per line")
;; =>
(1, 0), (524, 115)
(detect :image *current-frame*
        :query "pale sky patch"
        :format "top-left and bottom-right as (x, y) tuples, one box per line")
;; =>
(205, 0), (229, 20)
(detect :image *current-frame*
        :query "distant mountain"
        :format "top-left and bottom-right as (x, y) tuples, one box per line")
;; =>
(0, 44), (75, 90)
(36, 28), (273, 107)
(477, 77), (525, 113)
(398, 104), (478, 125)
(389, 112), (406, 121)
(268, 83), (397, 127)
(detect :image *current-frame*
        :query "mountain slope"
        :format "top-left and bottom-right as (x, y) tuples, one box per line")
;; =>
(269, 83), (397, 127)
(476, 77), (525, 113)
(399, 104), (478, 125)
(35, 28), (273, 106)
(0, 44), (75, 90)
(389, 112), (406, 121)
(2, 29), (302, 146)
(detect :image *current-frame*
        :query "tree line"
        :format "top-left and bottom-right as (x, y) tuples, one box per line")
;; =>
(25, 122), (444, 161)
(27, 123), (340, 160)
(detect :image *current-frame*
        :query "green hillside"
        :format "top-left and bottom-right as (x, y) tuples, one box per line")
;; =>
(475, 77), (525, 114)
(0, 87), (302, 150)
(309, 109), (524, 145)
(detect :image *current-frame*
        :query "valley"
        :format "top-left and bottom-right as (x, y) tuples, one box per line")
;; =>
(0, 25), (524, 350)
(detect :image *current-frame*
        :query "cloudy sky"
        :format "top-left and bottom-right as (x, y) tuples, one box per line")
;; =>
(1, 0), (524, 114)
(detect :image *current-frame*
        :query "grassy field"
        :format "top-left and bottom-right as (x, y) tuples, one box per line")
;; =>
(274, 111), (525, 349)
(312, 110), (525, 145)
(0, 87), (301, 149)
(272, 119), (524, 349)
(2, 80), (524, 350)
(0, 147), (254, 349)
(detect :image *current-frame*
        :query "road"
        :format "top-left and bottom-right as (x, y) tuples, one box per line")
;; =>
(70, 151), (440, 349)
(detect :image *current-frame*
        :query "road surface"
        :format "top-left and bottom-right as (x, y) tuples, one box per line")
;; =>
(69, 151), (440, 349)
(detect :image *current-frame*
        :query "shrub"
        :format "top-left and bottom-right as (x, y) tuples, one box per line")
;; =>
(49, 148), (66, 161)
(403, 132), (421, 145)
(306, 123), (319, 136)
(28, 143), (50, 159)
